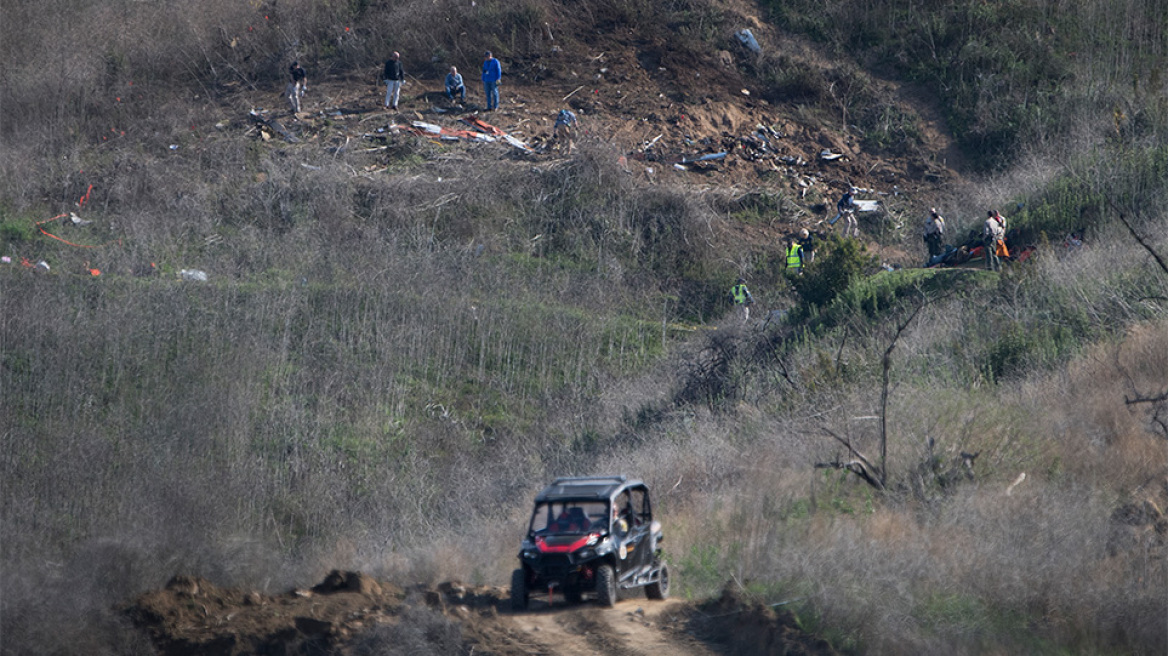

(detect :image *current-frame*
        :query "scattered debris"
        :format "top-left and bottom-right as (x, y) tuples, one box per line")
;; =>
(681, 151), (727, 164)
(180, 269), (208, 282)
(461, 116), (505, 136)
(249, 109), (300, 143)
(412, 120), (443, 134)
(735, 29), (761, 53)
(1006, 472), (1026, 496)
(36, 210), (122, 249)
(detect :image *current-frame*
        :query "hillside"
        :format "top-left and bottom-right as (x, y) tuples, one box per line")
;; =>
(2, 0), (1167, 654)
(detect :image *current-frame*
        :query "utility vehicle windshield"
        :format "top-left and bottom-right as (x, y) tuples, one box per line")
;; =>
(529, 501), (609, 536)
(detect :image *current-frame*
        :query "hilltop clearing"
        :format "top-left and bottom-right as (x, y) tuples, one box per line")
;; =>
(220, 1), (962, 243)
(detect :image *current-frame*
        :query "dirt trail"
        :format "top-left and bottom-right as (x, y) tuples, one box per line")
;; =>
(491, 598), (718, 656)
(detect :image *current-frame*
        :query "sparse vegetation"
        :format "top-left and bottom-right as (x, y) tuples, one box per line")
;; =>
(2, 0), (1166, 654)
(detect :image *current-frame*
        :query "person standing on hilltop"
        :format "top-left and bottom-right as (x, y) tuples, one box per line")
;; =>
(482, 51), (502, 111)
(831, 187), (859, 238)
(785, 234), (806, 276)
(798, 228), (818, 264)
(730, 277), (754, 324)
(553, 108), (578, 154)
(384, 51), (405, 110)
(287, 61), (307, 113)
(923, 207), (946, 257)
(983, 210), (1007, 271)
(445, 66), (466, 104)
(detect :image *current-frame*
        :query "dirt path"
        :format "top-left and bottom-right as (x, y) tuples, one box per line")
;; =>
(498, 598), (718, 656)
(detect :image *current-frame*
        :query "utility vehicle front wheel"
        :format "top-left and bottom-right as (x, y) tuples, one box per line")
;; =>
(510, 568), (528, 611)
(596, 564), (617, 607)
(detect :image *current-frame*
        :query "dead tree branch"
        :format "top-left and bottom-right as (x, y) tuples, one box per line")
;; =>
(1126, 390), (1168, 406)
(1126, 389), (1168, 439)
(819, 427), (885, 491)
(1117, 212), (1168, 275)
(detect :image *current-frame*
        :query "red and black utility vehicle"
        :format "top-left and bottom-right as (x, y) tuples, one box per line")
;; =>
(510, 476), (670, 610)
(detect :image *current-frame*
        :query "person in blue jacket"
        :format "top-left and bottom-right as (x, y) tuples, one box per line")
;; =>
(482, 51), (502, 111)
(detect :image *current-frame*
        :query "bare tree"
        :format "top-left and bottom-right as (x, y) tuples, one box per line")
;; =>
(816, 292), (931, 491)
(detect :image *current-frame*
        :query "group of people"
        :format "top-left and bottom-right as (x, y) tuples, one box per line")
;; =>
(284, 51), (503, 113)
(727, 200), (1020, 325)
(920, 207), (1012, 271)
(382, 50), (502, 111)
(285, 52), (580, 152)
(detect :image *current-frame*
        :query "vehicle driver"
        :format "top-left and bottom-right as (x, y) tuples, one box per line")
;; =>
(554, 509), (571, 532)
(612, 506), (629, 535)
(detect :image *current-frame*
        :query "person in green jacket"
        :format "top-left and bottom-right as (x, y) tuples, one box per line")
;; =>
(730, 277), (754, 323)
(785, 235), (806, 276)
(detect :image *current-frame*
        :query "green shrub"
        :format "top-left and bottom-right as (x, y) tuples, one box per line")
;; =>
(0, 216), (34, 246)
(790, 236), (874, 312)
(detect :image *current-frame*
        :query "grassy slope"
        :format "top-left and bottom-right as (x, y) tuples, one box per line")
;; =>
(2, 0), (1167, 654)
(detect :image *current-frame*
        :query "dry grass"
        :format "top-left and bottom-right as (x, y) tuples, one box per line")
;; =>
(2, 0), (1167, 654)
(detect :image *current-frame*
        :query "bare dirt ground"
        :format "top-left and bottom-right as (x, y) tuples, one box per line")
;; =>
(124, 571), (840, 655)
(225, 0), (963, 253)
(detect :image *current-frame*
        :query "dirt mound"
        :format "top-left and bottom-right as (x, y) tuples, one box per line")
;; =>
(123, 572), (840, 655)
(692, 587), (842, 655)
(124, 571), (406, 655)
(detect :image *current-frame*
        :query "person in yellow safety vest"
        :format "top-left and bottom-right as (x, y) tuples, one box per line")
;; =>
(730, 277), (754, 323)
(785, 235), (805, 275)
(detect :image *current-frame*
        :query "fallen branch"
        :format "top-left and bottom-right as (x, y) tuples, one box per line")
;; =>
(815, 457), (884, 491)
(1124, 390), (1168, 406)
(820, 427), (884, 491)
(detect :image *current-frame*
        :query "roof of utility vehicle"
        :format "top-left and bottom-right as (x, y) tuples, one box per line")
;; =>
(533, 476), (646, 503)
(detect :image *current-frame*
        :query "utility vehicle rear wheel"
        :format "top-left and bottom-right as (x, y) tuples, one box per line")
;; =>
(646, 563), (670, 600)
(596, 564), (617, 607)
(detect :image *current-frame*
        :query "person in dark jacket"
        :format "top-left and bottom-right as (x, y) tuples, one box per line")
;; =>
(286, 61), (307, 113)
(831, 187), (859, 237)
(384, 52), (404, 110)
(923, 208), (946, 257)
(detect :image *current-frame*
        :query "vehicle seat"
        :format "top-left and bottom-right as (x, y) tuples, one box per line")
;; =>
(566, 507), (589, 531)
